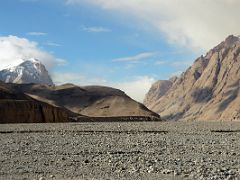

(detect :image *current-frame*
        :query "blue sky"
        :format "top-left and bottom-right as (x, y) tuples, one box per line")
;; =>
(0, 0), (239, 102)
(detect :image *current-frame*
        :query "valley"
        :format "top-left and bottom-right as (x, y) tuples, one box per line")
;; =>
(1, 121), (240, 180)
(1, 1), (240, 179)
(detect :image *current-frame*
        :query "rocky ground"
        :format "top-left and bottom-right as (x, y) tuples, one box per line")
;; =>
(1, 121), (240, 180)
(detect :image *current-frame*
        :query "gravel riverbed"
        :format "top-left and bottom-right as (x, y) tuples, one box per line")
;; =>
(1, 121), (240, 180)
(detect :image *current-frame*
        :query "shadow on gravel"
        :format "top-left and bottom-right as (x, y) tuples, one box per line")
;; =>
(77, 116), (162, 122)
(0, 130), (168, 134)
(211, 130), (240, 133)
(61, 150), (144, 155)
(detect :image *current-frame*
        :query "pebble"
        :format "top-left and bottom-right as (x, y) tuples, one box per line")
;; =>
(1, 122), (240, 179)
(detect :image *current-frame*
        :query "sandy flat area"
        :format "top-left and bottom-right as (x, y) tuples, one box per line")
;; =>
(1, 121), (240, 180)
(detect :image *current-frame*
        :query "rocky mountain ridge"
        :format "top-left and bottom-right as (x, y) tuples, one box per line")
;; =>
(12, 83), (160, 118)
(144, 80), (173, 107)
(0, 57), (160, 123)
(0, 59), (54, 86)
(0, 81), (77, 123)
(144, 35), (240, 121)
(0, 81), (160, 123)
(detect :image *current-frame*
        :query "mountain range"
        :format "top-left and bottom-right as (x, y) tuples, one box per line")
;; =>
(1, 35), (240, 123)
(0, 66), (160, 123)
(144, 35), (240, 121)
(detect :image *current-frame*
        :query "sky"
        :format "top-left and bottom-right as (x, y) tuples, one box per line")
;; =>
(0, 0), (239, 102)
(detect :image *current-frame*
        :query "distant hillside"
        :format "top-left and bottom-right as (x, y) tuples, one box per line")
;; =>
(0, 81), (160, 123)
(12, 83), (160, 118)
(0, 81), (76, 123)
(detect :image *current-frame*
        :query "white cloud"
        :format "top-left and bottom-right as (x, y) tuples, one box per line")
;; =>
(52, 72), (108, 85)
(82, 25), (111, 33)
(112, 52), (157, 62)
(66, 0), (240, 51)
(27, 32), (47, 36)
(125, 64), (135, 69)
(171, 60), (193, 67)
(0, 35), (65, 70)
(20, 0), (39, 2)
(170, 71), (183, 78)
(53, 72), (155, 102)
(45, 41), (61, 47)
(112, 76), (156, 102)
(155, 60), (166, 65)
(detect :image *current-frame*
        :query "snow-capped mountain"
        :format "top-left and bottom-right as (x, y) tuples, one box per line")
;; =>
(0, 58), (54, 86)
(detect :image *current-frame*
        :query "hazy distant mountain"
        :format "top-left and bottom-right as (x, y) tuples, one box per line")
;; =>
(0, 59), (54, 86)
(145, 35), (240, 121)
(144, 80), (173, 107)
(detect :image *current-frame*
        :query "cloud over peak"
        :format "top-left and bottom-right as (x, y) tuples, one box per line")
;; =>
(0, 35), (65, 70)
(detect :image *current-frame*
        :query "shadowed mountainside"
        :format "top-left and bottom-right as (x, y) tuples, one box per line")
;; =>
(0, 81), (160, 123)
(0, 81), (77, 123)
(144, 78), (177, 107)
(9, 83), (160, 118)
(144, 35), (240, 121)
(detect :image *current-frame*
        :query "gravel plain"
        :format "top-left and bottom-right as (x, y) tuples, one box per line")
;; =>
(1, 121), (240, 180)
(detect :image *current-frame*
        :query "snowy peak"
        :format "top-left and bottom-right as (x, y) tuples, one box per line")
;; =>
(0, 59), (54, 86)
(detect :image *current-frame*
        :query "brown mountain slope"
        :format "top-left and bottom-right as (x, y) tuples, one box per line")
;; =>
(145, 35), (240, 121)
(9, 83), (160, 118)
(144, 80), (175, 107)
(0, 81), (77, 123)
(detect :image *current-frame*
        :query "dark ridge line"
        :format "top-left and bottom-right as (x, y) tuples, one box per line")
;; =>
(0, 130), (168, 134)
(211, 130), (240, 133)
(0, 117), (162, 124)
(65, 150), (144, 155)
(74, 116), (162, 123)
(76, 120), (162, 123)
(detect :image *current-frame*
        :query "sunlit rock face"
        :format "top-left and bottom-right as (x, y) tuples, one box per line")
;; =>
(145, 35), (240, 121)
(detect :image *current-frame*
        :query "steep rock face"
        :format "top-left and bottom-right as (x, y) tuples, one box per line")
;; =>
(0, 82), (77, 123)
(12, 83), (160, 118)
(0, 59), (54, 86)
(144, 80), (173, 108)
(147, 35), (240, 121)
(0, 100), (73, 123)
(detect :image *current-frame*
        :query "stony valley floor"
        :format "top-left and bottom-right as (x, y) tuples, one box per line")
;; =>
(1, 121), (240, 180)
